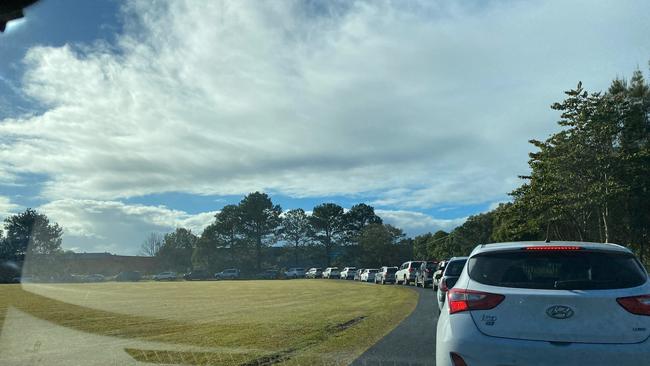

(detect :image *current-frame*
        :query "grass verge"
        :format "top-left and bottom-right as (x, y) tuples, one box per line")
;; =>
(0, 280), (417, 365)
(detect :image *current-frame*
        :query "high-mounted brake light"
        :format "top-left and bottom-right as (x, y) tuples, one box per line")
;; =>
(617, 295), (650, 316)
(524, 246), (583, 251)
(448, 288), (505, 314)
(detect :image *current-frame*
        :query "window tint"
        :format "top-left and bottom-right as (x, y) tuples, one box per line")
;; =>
(387, 268), (397, 274)
(468, 251), (647, 290)
(444, 260), (466, 276)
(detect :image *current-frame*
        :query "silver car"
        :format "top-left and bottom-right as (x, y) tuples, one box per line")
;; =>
(436, 241), (650, 366)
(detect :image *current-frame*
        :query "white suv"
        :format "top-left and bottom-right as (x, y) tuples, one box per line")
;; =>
(340, 267), (357, 280)
(322, 267), (340, 279)
(395, 261), (424, 285)
(436, 241), (650, 366)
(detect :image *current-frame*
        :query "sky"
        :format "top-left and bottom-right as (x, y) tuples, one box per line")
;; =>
(1, 0), (649, 255)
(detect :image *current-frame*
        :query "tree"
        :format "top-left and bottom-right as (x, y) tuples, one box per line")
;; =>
(1, 209), (63, 261)
(343, 203), (382, 243)
(310, 203), (346, 266)
(358, 223), (405, 267)
(140, 232), (164, 257)
(158, 228), (198, 271)
(280, 208), (311, 265)
(214, 205), (243, 264)
(412, 233), (431, 260)
(238, 192), (282, 271)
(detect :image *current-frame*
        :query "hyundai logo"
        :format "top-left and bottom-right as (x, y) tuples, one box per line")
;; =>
(546, 305), (574, 319)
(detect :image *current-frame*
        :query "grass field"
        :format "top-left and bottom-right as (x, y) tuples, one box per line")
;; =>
(0, 280), (418, 365)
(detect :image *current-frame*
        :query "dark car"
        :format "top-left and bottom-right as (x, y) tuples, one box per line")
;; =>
(184, 270), (211, 280)
(115, 271), (142, 282)
(435, 257), (468, 311)
(414, 261), (438, 288)
(256, 269), (282, 279)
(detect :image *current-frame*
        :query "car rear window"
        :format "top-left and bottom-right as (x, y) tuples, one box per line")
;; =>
(444, 260), (466, 276)
(468, 250), (647, 290)
(386, 268), (397, 273)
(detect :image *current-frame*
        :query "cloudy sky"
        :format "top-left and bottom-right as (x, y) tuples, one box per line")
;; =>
(1, 0), (648, 254)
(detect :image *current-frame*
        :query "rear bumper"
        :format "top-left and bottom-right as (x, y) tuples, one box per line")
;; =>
(436, 312), (650, 366)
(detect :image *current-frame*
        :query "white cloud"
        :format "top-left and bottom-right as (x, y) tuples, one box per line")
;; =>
(0, 196), (20, 221)
(38, 199), (216, 254)
(0, 0), (649, 209)
(376, 209), (466, 237)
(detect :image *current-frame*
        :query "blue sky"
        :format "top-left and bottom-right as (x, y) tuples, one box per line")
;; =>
(1, 0), (649, 254)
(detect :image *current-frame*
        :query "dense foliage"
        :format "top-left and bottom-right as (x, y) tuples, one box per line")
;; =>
(416, 67), (650, 265)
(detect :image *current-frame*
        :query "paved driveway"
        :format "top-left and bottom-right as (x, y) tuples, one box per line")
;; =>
(352, 286), (438, 366)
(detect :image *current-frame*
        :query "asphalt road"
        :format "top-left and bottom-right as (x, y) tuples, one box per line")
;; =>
(352, 285), (438, 366)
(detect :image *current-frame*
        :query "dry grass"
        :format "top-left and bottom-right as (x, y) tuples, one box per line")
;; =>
(0, 280), (417, 365)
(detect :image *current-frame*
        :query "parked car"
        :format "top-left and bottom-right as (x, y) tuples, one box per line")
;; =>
(395, 261), (424, 285)
(256, 269), (281, 279)
(436, 241), (650, 366)
(215, 268), (240, 280)
(284, 267), (305, 278)
(354, 268), (365, 281)
(153, 271), (177, 281)
(184, 270), (211, 281)
(436, 257), (468, 311)
(115, 271), (142, 282)
(414, 261), (438, 288)
(339, 267), (357, 280)
(374, 266), (398, 284)
(432, 260), (447, 291)
(360, 268), (378, 282)
(305, 268), (323, 279)
(322, 267), (340, 279)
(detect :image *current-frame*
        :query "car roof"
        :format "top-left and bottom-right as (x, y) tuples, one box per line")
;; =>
(469, 241), (631, 256)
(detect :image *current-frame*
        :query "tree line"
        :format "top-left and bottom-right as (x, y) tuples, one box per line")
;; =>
(411, 65), (650, 266)
(141, 193), (413, 273)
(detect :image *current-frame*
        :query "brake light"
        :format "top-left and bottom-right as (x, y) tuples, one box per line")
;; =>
(448, 288), (505, 314)
(524, 246), (582, 251)
(409, 267), (414, 272)
(450, 352), (468, 366)
(617, 295), (650, 316)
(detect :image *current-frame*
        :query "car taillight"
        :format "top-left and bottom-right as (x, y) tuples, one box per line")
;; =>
(448, 288), (505, 314)
(617, 295), (650, 316)
(450, 352), (468, 366)
(409, 267), (414, 272)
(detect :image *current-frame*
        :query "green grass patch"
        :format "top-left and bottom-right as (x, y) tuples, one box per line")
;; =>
(0, 280), (417, 365)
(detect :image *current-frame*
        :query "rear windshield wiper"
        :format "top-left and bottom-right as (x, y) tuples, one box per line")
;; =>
(553, 279), (615, 289)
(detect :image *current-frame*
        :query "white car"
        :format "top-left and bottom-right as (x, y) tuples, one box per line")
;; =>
(436, 241), (650, 366)
(395, 260), (424, 285)
(322, 267), (340, 279)
(153, 271), (177, 281)
(284, 268), (305, 279)
(340, 267), (357, 280)
(360, 268), (378, 282)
